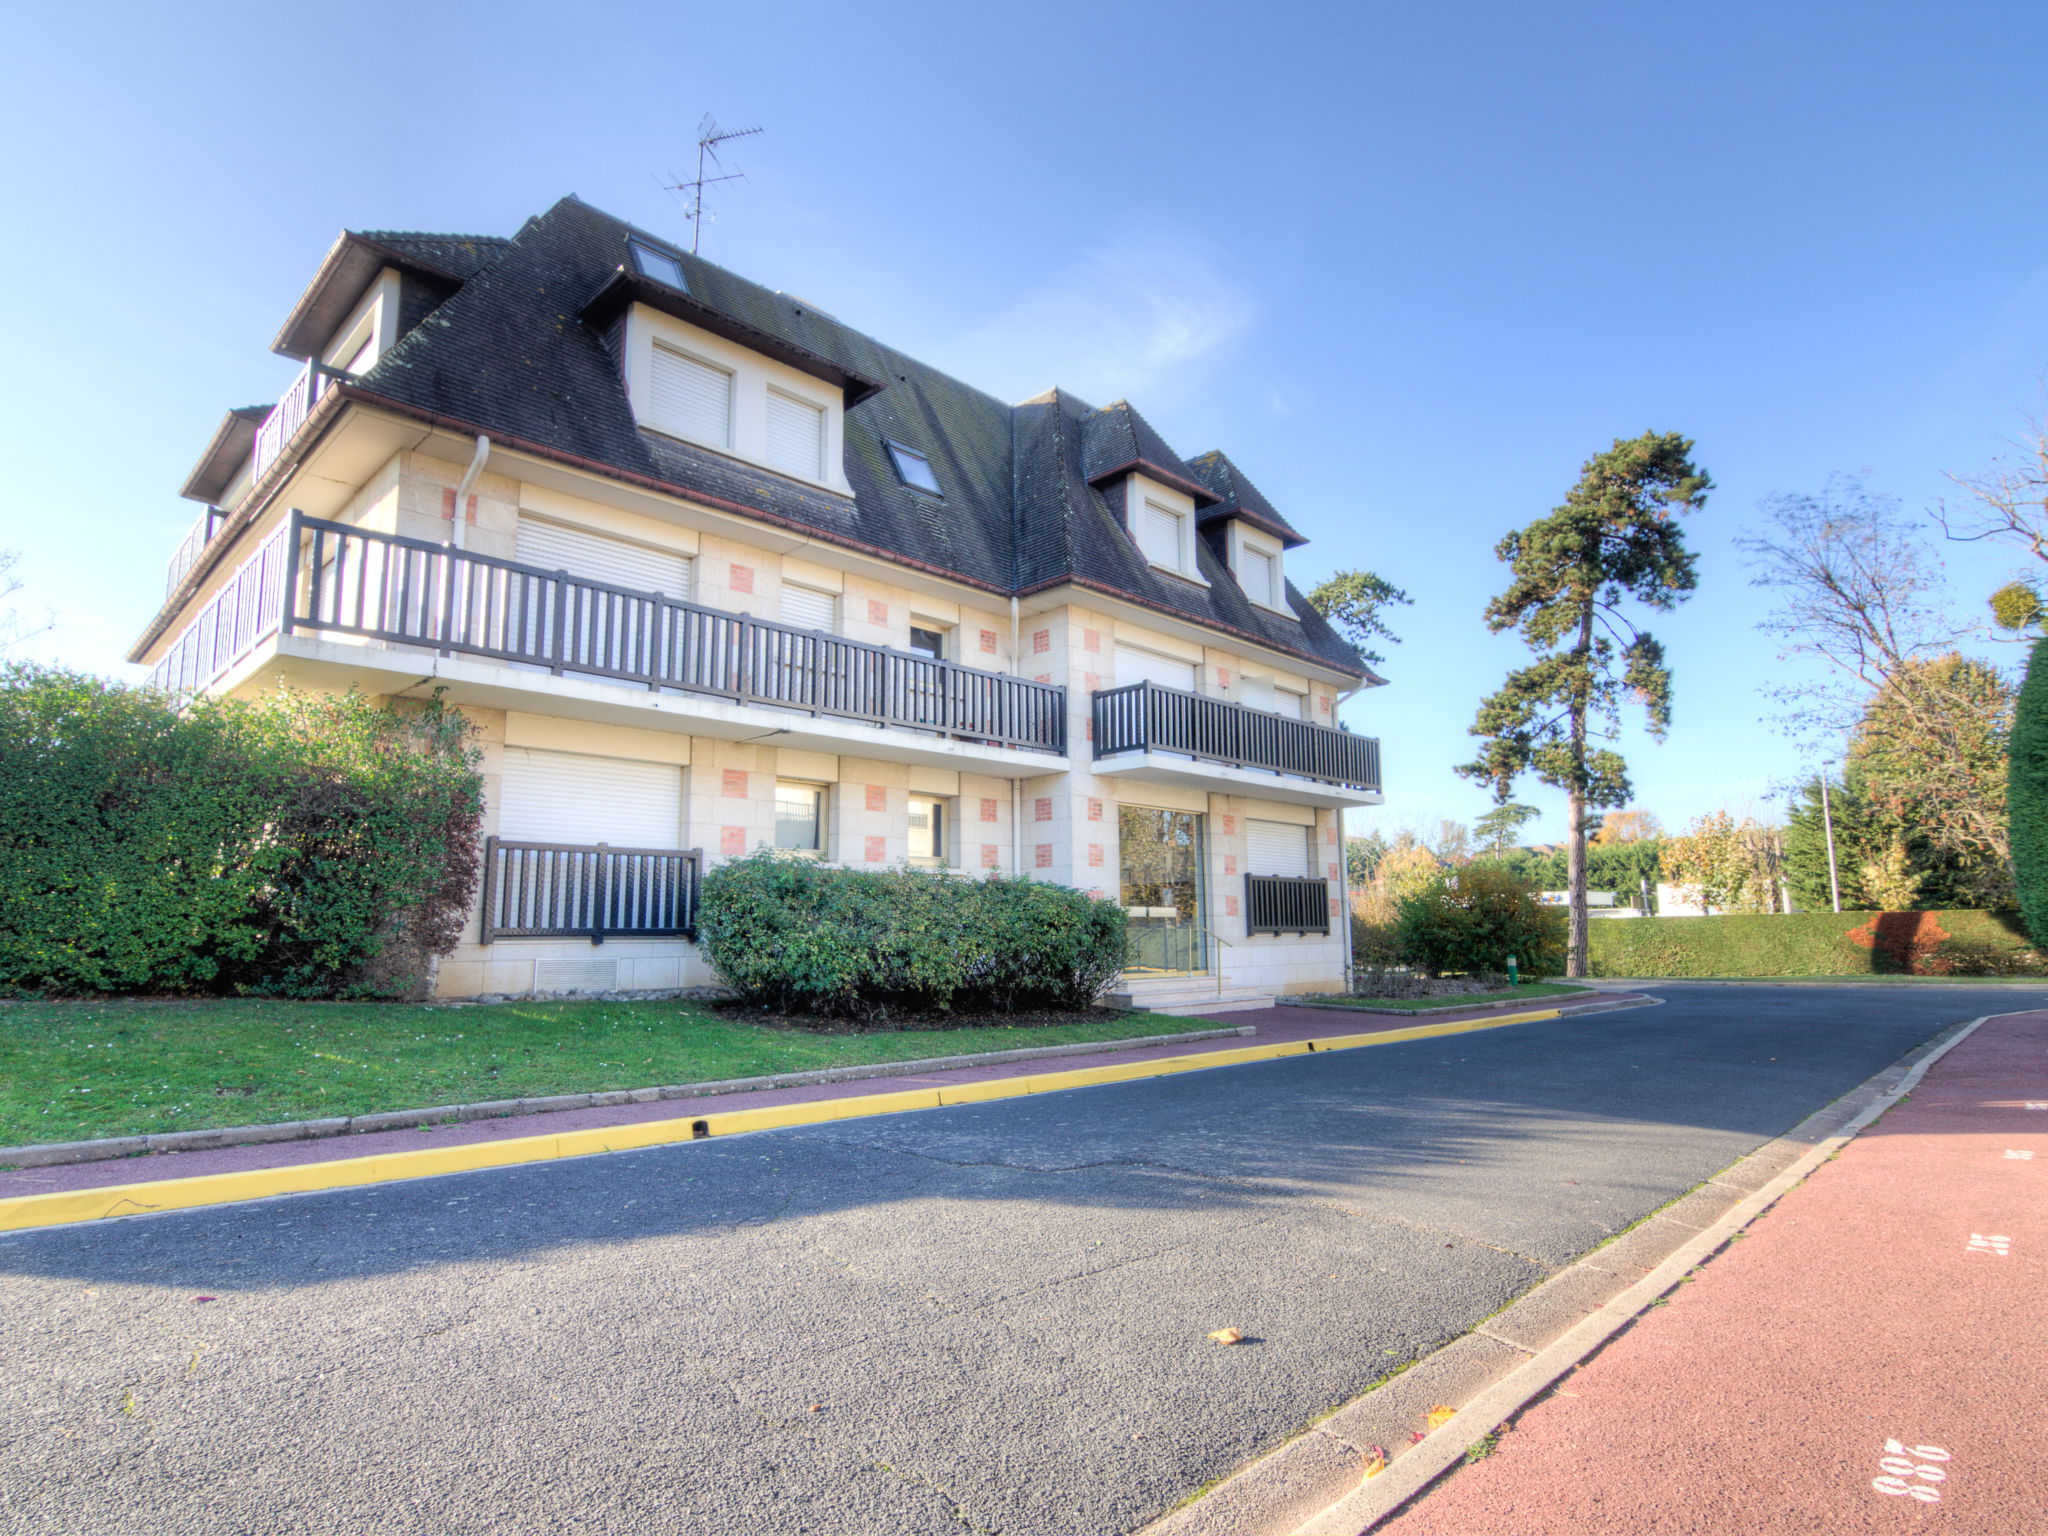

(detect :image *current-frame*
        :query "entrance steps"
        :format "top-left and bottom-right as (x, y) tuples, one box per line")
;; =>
(1107, 975), (1276, 1017)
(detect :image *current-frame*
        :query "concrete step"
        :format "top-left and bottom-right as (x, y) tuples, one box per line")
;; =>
(1108, 980), (1276, 1017)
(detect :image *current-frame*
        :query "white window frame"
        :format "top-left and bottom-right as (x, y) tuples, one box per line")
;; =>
(774, 779), (828, 856)
(1228, 522), (1291, 615)
(623, 304), (852, 494)
(1125, 474), (1207, 586)
(647, 340), (735, 452)
(908, 795), (948, 868)
(765, 386), (826, 479)
(322, 268), (402, 374)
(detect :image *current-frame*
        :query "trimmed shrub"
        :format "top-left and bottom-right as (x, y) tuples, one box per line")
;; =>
(697, 849), (1127, 1018)
(1584, 909), (2043, 977)
(2010, 638), (2048, 942)
(1395, 863), (1565, 978)
(0, 665), (482, 998)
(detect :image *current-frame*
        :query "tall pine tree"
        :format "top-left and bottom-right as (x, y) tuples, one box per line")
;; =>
(1462, 432), (1712, 976)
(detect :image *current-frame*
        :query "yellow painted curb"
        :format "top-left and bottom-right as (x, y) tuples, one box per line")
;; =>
(0, 1006), (1568, 1234)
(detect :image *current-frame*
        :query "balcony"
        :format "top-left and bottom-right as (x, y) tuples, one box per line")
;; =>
(166, 506), (228, 595)
(252, 359), (349, 484)
(149, 512), (1069, 759)
(481, 838), (700, 944)
(1245, 873), (1332, 935)
(1091, 680), (1381, 808)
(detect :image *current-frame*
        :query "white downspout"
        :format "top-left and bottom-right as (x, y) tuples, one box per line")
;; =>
(1011, 596), (1023, 877)
(1334, 678), (1371, 991)
(450, 434), (491, 551)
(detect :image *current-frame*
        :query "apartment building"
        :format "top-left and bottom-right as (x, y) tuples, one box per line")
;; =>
(132, 196), (1383, 1010)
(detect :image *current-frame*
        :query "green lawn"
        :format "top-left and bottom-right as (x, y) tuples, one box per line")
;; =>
(1311, 981), (1596, 1012)
(0, 998), (1213, 1150)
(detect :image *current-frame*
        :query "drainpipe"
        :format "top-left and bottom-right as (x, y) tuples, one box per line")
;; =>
(1011, 595), (1023, 878)
(1333, 677), (1370, 991)
(450, 435), (491, 551)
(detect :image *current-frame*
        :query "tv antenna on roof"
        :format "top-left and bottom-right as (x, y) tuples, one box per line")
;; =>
(660, 114), (764, 254)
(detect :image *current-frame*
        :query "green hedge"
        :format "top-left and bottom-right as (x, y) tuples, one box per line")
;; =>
(1585, 909), (2043, 978)
(0, 666), (483, 998)
(2010, 638), (2048, 942)
(697, 849), (1127, 1018)
(1395, 863), (1565, 977)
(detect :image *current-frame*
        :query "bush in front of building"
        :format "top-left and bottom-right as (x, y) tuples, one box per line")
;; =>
(697, 849), (1127, 1018)
(1394, 862), (1566, 978)
(0, 664), (483, 999)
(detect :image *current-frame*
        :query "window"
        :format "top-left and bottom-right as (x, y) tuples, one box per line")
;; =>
(1274, 685), (1308, 720)
(497, 752), (682, 847)
(1240, 543), (1278, 607)
(780, 583), (837, 633)
(515, 518), (693, 597)
(1139, 500), (1185, 571)
(1114, 644), (1197, 693)
(775, 781), (825, 853)
(648, 342), (732, 448)
(630, 241), (688, 290)
(765, 389), (825, 479)
(908, 796), (946, 866)
(908, 625), (947, 661)
(1246, 819), (1312, 877)
(887, 441), (942, 495)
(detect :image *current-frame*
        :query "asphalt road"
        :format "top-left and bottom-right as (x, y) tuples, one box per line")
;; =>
(1, 983), (2036, 1536)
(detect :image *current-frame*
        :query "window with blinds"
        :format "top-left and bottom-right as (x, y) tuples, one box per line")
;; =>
(496, 750), (683, 847)
(765, 389), (825, 478)
(1113, 645), (1197, 692)
(1275, 686), (1308, 720)
(1139, 501), (1184, 570)
(1240, 544), (1277, 606)
(648, 342), (732, 448)
(1245, 818), (1312, 877)
(779, 583), (837, 633)
(515, 518), (693, 597)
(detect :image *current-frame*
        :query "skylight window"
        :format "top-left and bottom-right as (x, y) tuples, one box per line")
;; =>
(630, 241), (687, 290)
(886, 441), (942, 495)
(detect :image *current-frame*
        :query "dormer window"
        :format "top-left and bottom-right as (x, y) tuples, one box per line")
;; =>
(887, 441), (942, 495)
(1139, 500), (1183, 569)
(649, 342), (733, 448)
(765, 388), (825, 478)
(1228, 522), (1291, 615)
(630, 241), (687, 290)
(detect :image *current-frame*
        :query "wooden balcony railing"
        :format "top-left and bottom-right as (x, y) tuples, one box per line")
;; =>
(481, 838), (701, 943)
(251, 360), (348, 484)
(1245, 873), (1332, 935)
(165, 506), (228, 595)
(1091, 681), (1380, 790)
(149, 511), (1068, 753)
(146, 521), (293, 696)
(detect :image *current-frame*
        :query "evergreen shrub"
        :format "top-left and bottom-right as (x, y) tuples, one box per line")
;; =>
(697, 849), (1127, 1018)
(0, 665), (482, 998)
(2010, 638), (2048, 942)
(1394, 863), (1566, 978)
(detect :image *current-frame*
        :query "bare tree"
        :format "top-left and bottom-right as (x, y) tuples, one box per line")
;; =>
(1936, 407), (2048, 564)
(0, 550), (50, 656)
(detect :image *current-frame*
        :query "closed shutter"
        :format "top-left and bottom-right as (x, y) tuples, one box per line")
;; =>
(1240, 545), (1276, 605)
(765, 390), (825, 478)
(497, 750), (682, 848)
(515, 518), (692, 597)
(648, 343), (731, 447)
(1246, 818), (1311, 877)
(1139, 502), (1182, 568)
(1114, 645), (1196, 692)
(779, 583), (837, 633)
(1275, 686), (1307, 720)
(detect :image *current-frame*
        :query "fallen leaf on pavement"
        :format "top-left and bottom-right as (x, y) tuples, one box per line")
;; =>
(194, 1296), (217, 1304)
(1208, 1327), (1245, 1345)
(807, 1404), (822, 1414)
(1362, 1447), (1387, 1479)
(1426, 1405), (1456, 1430)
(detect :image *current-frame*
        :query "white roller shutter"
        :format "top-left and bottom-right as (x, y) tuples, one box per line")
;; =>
(1114, 644), (1196, 692)
(1240, 544), (1276, 605)
(779, 583), (837, 633)
(515, 518), (692, 598)
(497, 750), (683, 848)
(1275, 686), (1308, 720)
(648, 342), (732, 447)
(1246, 819), (1312, 877)
(1139, 501), (1183, 567)
(765, 390), (825, 478)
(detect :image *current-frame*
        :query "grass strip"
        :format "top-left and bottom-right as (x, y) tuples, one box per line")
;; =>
(0, 997), (1206, 1149)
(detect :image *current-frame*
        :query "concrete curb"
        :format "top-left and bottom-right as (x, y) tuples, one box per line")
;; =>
(1285, 992), (1623, 1019)
(0, 1003), (1605, 1234)
(0, 1024), (1256, 1170)
(1138, 1010), (1996, 1536)
(1588, 976), (2048, 988)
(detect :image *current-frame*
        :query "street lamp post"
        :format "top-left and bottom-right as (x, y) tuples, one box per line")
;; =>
(1819, 766), (1842, 915)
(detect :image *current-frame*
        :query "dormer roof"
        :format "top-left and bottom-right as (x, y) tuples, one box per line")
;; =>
(1186, 450), (1308, 549)
(270, 229), (511, 361)
(178, 404), (270, 505)
(1078, 399), (1219, 505)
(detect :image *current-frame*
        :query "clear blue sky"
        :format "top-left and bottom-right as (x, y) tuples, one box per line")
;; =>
(5, 2), (2045, 844)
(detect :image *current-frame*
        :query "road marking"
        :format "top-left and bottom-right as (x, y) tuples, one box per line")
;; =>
(1872, 1439), (1949, 1504)
(1965, 1233), (2011, 1255)
(2027, 1101), (2047, 1110)
(2005, 1149), (2035, 1160)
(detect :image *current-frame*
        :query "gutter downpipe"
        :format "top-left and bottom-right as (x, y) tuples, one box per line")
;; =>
(1334, 677), (1372, 991)
(1011, 595), (1023, 878)
(450, 434), (491, 552)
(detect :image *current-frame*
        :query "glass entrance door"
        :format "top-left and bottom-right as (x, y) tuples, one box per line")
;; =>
(1119, 806), (1208, 975)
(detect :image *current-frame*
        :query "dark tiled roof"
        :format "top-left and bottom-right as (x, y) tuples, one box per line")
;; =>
(1186, 450), (1307, 548)
(285, 195), (1368, 679)
(352, 231), (512, 281)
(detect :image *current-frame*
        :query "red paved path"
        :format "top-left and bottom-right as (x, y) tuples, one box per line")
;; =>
(0, 996), (1625, 1202)
(1378, 1009), (2047, 1536)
